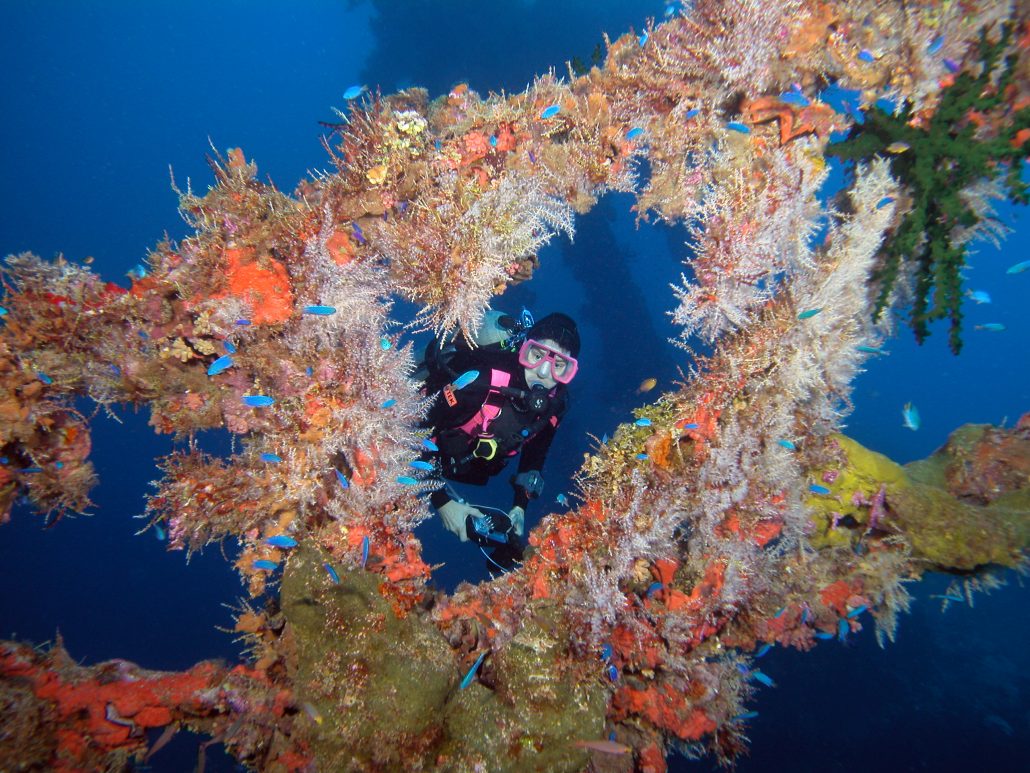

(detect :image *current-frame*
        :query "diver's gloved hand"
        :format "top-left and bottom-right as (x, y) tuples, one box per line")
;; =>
(513, 470), (544, 499)
(437, 499), (484, 542)
(508, 506), (525, 537)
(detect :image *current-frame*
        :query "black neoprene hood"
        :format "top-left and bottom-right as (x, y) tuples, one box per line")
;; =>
(528, 312), (580, 358)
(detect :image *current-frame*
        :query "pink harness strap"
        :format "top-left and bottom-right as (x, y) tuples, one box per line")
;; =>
(458, 369), (510, 436)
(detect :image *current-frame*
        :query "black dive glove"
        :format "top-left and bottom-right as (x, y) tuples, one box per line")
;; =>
(513, 470), (544, 499)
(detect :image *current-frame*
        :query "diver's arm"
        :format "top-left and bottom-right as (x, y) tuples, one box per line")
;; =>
(512, 423), (556, 508)
(511, 388), (568, 508)
(430, 487), (452, 510)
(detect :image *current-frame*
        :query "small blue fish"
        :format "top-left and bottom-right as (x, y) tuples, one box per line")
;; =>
(927, 36), (944, 55)
(966, 290), (991, 304)
(815, 631), (835, 640)
(528, 150), (536, 164)
(253, 559), (279, 571)
(342, 84), (367, 100)
(0, 306), (7, 316)
(242, 395), (275, 407)
(751, 671), (776, 688)
(127, 263), (148, 279)
(223, 341), (237, 354)
(154, 522), (167, 541)
(303, 305), (336, 315)
(266, 535), (298, 548)
(381, 398), (397, 409)
(930, 593), (963, 602)
(846, 605), (867, 619)
(1006, 259), (1030, 274)
(306, 366), (314, 377)
(235, 319), (251, 326)
(260, 452), (282, 463)
(460, 651), (488, 689)
(352, 223), (366, 245)
(801, 606), (812, 624)
(726, 121), (750, 134)
(681, 423), (699, 430)
(607, 664), (619, 681)
(556, 493), (569, 507)
(379, 336), (392, 350)
(875, 196), (895, 209)
(489, 135), (497, 147)
(856, 345), (884, 354)
(636, 453), (648, 460)
(646, 582), (663, 597)
(943, 57), (961, 73)
(397, 475), (418, 486)
(422, 438), (439, 452)
(837, 618), (849, 642)
(600, 643), (613, 661)
(756, 643), (772, 658)
(452, 370), (479, 390)
(634, 417), (652, 427)
(777, 439), (796, 451)
(736, 663), (751, 675)
(540, 104), (561, 119)
(857, 49), (876, 63)
(638, 31), (648, 46)
(323, 562), (340, 583)
(733, 711), (760, 721)
(626, 127), (644, 140)
(138, 330), (149, 339)
(37, 372), (53, 384)
(22, 466), (42, 473)
(207, 355), (234, 376)
(601, 433), (608, 444)
(975, 323), (1006, 332)
(902, 402), (920, 431)
(361, 535), (369, 569)
(773, 606), (787, 619)
(335, 469), (350, 489)
(684, 108), (700, 119)
(779, 91), (810, 107)
(797, 308), (822, 319)
(809, 484), (831, 496)
(55, 461), (63, 469)
(410, 460), (434, 471)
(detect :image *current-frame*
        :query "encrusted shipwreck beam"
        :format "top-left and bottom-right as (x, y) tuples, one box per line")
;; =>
(1, 1), (1028, 770)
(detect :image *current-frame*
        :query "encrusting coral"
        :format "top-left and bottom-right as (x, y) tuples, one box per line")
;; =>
(1, 2), (1029, 771)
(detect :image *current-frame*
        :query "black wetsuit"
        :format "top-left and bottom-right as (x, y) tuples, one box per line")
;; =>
(423, 346), (568, 512)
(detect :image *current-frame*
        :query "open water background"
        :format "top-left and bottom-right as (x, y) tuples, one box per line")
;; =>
(1, 2), (1027, 771)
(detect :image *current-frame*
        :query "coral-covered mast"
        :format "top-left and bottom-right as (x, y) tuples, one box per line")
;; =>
(2, 1), (1028, 770)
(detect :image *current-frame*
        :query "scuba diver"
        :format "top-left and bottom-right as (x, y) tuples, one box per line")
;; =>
(417, 310), (580, 572)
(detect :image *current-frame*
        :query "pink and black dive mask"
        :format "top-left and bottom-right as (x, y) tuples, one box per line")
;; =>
(517, 339), (578, 385)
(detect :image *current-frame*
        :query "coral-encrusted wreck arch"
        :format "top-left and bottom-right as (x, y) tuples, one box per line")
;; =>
(1, 1), (1029, 771)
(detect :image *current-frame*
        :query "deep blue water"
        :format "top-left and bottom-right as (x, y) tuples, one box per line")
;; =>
(1, 2), (1027, 771)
